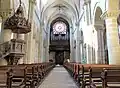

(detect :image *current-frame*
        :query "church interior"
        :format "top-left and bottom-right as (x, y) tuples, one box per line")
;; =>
(0, 0), (120, 88)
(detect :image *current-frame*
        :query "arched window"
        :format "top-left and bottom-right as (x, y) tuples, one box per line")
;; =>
(53, 21), (67, 34)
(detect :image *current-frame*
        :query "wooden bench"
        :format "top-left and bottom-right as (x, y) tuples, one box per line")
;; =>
(0, 69), (12, 88)
(0, 62), (55, 88)
(24, 62), (55, 87)
(0, 65), (26, 88)
(64, 62), (75, 77)
(77, 64), (120, 88)
(64, 62), (120, 88)
(19, 64), (41, 85)
(101, 68), (120, 88)
(11, 66), (28, 88)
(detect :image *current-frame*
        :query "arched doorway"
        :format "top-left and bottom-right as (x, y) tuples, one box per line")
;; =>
(55, 51), (64, 65)
(49, 17), (70, 65)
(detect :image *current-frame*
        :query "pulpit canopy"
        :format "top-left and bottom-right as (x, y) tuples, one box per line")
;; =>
(4, 1), (31, 34)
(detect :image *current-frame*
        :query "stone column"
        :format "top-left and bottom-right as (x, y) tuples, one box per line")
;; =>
(0, 16), (12, 65)
(75, 23), (80, 62)
(45, 33), (49, 62)
(0, 0), (11, 43)
(3, 29), (12, 42)
(17, 34), (25, 40)
(70, 26), (74, 62)
(102, 0), (120, 64)
(2, 16), (12, 42)
(94, 24), (105, 64)
(24, 0), (36, 64)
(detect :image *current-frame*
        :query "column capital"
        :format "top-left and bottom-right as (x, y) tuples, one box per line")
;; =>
(30, 0), (36, 5)
(101, 10), (120, 19)
(0, 9), (12, 19)
(83, 0), (91, 5)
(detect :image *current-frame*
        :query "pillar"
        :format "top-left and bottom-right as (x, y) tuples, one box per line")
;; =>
(2, 16), (12, 42)
(24, 0), (36, 64)
(70, 26), (75, 62)
(94, 24), (105, 64)
(0, 16), (12, 65)
(17, 34), (25, 40)
(75, 23), (81, 62)
(103, 0), (120, 64)
(3, 29), (12, 42)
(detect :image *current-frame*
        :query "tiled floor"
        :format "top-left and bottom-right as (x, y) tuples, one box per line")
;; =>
(38, 66), (78, 88)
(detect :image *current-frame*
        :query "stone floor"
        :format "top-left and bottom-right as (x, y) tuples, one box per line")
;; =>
(38, 65), (78, 88)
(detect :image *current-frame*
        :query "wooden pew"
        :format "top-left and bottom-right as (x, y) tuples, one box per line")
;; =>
(77, 64), (120, 88)
(0, 62), (55, 88)
(0, 65), (26, 88)
(88, 67), (107, 88)
(0, 64), (38, 88)
(64, 62), (120, 88)
(11, 66), (28, 88)
(101, 69), (120, 88)
(64, 62), (75, 77)
(0, 69), (12, 88)
(19, 64), (41, 86)
(24, 62), (55, 87)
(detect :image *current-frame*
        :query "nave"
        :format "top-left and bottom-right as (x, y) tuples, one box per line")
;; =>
(39, 66), (78, 88)
(1, 0), (120, 88)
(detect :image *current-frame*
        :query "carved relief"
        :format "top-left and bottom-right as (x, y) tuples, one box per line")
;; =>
(4, 2), (31, 34)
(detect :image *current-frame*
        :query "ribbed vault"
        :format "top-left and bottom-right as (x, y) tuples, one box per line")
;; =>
(41, 0), (79, 31)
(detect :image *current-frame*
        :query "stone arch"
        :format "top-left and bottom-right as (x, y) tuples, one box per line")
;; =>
(94, 6), (105, 64)
(49, 17), (70, 40)
(93, 2), (104, 24)
(47, 14), (73, 31)
(41, 0), (78, 25)
(49, 17), (70, 64)
(94, 6), (103, 26)
(46, 14), (73, 46)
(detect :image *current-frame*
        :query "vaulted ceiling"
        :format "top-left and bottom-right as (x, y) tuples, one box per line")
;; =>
(40, 0), (80, 29)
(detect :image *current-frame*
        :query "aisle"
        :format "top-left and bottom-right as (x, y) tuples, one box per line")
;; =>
(38, 66), (78, 88)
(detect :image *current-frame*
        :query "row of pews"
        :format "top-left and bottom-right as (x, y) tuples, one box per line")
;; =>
(0, 62), (55, 88)
(64, 62), (120, 88)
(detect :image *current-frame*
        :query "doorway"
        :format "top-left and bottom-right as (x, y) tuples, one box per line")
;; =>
(55, 51), (64, 65)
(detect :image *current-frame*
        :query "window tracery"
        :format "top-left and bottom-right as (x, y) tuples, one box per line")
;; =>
(53, 21), (67, 34)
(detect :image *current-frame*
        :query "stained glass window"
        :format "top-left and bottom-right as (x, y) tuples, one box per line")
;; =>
(53, 21), (67, 34)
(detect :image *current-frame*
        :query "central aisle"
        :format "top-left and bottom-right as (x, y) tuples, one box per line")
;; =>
(39, 66), (78, 88)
